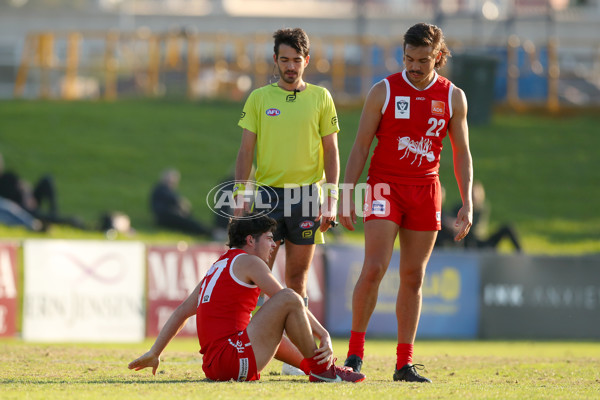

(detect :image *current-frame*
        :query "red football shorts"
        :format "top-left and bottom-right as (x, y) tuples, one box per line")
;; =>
(201, 330), (260, 382)
(363, 176), (442, 231)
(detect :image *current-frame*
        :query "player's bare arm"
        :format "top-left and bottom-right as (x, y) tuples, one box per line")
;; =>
(339, 81), (385, 230)
(448, 86), (473, 241)
(128, 282), (201, 375)
(234, 129), (257, 216)
(320, 132), (340, 232)
(234, 254), (284, 295)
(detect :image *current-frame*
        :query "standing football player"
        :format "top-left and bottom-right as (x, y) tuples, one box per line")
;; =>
(338, 22), (473, 382)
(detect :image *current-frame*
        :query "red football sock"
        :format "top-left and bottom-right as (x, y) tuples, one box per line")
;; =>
(302, 356), (328, 375)
(396, 343), (414, 368)
(299, 358), (312, 375)
(347, 330), (366, 359)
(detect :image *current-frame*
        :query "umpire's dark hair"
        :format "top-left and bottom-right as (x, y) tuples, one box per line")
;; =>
(227, 213), (277, 248)
(404, 22), (451, 69)
(273, 28), (310, 58)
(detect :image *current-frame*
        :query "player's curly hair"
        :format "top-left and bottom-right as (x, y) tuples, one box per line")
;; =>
(273, 28), (310, 58)
(404, 22), (451, 69)
(227, 213), (277, 248)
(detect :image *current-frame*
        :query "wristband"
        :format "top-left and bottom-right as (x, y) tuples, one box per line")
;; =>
(326, 187), (339, 200)
(232, 183), (246, 198)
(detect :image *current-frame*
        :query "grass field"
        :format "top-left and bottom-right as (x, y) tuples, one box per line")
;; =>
(2, 101), (598, 400)
(1, 338), (599, 399)
(0, 99), (599, 253)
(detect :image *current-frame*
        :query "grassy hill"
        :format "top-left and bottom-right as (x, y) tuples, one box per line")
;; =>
(0, 99), (598, 254)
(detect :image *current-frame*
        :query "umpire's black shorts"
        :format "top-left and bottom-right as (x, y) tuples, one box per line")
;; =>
(253, 184), (323, 245)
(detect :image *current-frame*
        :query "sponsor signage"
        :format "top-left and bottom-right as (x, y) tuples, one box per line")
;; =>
(0, 242), (18, 338)
(22, 240), (145, 342)
(480, 254), (600, 339)
(146, 244), (227, 337)
(325, 245), (480, 338)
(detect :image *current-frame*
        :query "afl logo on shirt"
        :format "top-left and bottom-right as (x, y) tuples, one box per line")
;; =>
(266, 108), (281, 116)
(431, 101), (445, 116)
(395, 96), (410, 119)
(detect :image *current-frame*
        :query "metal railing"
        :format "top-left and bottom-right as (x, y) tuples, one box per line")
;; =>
(9, 29), (585, 112)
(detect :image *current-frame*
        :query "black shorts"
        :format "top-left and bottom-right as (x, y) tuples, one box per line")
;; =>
(253, 184), (322, 245)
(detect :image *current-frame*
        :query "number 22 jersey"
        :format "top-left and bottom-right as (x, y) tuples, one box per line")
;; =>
(368, 69), (454, 185)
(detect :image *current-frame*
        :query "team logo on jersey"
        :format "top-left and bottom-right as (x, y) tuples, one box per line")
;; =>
(398, 136), (435, 166)
(431, 101), (445, 116)
(395, 96), (410, 119)
(266, 108), (281, 116)
(300, 220), (314, 229)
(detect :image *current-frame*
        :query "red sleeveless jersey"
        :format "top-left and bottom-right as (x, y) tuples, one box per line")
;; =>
(368, 70), (454, 184)
(196, 248), (261, 353)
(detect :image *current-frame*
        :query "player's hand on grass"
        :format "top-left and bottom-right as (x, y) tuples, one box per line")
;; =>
(128, 351), (160, 376)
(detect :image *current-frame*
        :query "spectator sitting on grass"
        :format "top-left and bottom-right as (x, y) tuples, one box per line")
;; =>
(0, 152), (85, 230)
(456, 180), (522, 252)
(150, 168), (213, 237)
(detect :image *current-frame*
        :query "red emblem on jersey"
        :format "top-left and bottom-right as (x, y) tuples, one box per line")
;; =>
(431, 101), (445, 116)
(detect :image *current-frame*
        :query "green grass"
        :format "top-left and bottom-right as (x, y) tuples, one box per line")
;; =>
(1, 338), (599, 399)
(0, 99), (598, 253)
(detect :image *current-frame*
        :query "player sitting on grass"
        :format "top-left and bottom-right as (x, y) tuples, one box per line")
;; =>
(128, 213), (365, 383)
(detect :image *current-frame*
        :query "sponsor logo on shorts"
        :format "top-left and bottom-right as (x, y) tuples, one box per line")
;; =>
(372, 200), (387, 215)
(436, 211), (441, 221)
(238, 358), (249, 382)
(302, 230), (313, 238)
(299, 220), (314, 229)
(266, 108), (281, 116)
(228, 338), (246, 354)
(431, 100), (445, 116)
